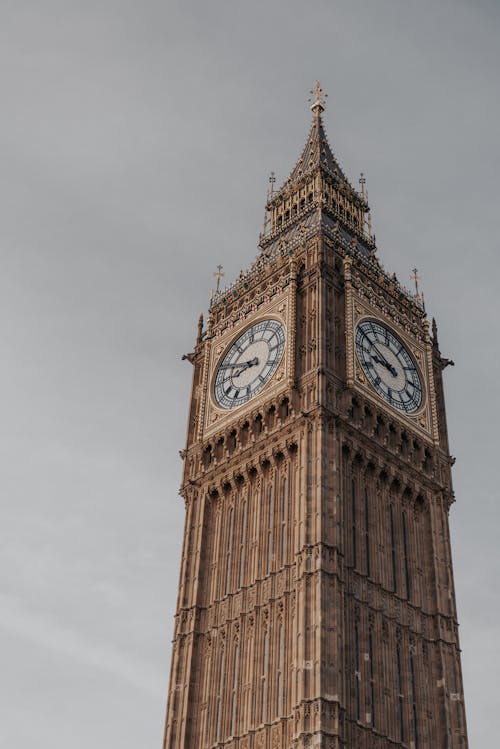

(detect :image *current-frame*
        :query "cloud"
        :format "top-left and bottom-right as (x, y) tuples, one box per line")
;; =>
(0, 593), (164, 697)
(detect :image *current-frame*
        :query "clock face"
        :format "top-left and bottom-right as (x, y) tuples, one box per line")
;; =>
(355, 319), (423, 414)
(214, 319), (286, 409)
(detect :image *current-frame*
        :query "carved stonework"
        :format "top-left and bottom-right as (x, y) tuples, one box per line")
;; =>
(345, 267), (439, 444)
(162, 90), (468, 749)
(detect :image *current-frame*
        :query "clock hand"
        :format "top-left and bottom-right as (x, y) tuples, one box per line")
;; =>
(370, 348), (398, 378)
(219, 357), (260, 371)
(372, 353), (397, 377)
(360, 330), (395, 374)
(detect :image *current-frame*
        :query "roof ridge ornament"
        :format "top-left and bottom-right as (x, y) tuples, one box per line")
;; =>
(308, 80), (327, 115)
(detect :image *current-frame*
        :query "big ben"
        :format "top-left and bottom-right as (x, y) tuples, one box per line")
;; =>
(162, 83), (468, 749)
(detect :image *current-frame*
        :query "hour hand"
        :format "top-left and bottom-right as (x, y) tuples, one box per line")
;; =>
(219, 357), (259, 372)
(372, 353), (397, 377)
(233, 356), (259, 373)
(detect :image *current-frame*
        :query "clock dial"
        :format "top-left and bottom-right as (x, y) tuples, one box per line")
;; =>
(355, 319), (423, 413)
(214, 319), (286, 409)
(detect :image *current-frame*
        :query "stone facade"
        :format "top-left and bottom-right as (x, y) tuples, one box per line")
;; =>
(162, 86), (468, 749)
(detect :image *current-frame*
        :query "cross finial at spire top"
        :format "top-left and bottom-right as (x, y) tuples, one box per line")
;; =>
(308, 81), (327, 115)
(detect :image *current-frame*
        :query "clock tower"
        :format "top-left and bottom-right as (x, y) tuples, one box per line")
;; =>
(162, 84), (468, 749)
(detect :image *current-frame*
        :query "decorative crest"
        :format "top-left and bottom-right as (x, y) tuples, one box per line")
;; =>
(308, 81), (327, 114)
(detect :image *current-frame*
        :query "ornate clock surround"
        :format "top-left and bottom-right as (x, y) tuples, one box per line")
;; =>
(344, 257), (439, 443)
(201, 283), (295, 439)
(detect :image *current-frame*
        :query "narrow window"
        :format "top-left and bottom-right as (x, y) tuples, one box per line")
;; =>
(277, 622), (284, 715)
(238, 499), (247, 588)
(396, 646), (404, 743)
(369, 631), (375, 727)
(280, 478), (287, 567)
(266, 485), (274, 575)
(351, 479), (357, 568)
(402, 510), (411, 600)
(230, 642), (239, 736)
(225, 507), (234, 594)
(216, 646), (226, 741)
(410, 653), (418, 748)
(354, 623), (360, 721)
(364, 486), (370, 577)
(261, 629), (269, 723)
(390, 505), (397, 592)
(295, 632), (301, 698)
(212, 511), (221, 599)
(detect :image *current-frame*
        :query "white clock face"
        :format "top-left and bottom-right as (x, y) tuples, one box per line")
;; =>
(355, 319), (423, 413)
(214, 319), (286, 409)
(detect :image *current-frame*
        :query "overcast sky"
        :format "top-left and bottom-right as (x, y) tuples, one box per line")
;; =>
(1, 1), (499, 747)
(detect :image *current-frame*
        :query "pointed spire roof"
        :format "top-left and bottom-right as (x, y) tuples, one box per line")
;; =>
(279, 81), (352, 192)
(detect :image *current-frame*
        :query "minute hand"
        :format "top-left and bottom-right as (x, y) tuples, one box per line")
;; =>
(218, 357), (259, 371)
(371, 345), (397, 377)
(361, 332), (397, 377)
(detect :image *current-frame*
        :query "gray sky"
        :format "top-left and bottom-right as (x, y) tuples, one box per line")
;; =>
(1, 1), (498, 746)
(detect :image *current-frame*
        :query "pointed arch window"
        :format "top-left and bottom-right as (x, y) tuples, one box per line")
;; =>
(351, 479), (357, 568)
(402, 510), (411, 600)
(216, 645), (226, 742)
(364, 486), (370, 577)
(225, 507), (234, 594)
(396, 645), (404, 743)
(369, 631), (375, 727)
(238, 498), (247, 588)
(261, 628), (269, 723)
(390, 505), (397, 592)
(212, 510), (222, 599)
(230, 641), (239, 736)
(410, 651), (418, 748)
(266, 484), (274, 575)
(280, 478), (287, 567)
(276, 622), (284, 716)
(354, 623), (360, 721)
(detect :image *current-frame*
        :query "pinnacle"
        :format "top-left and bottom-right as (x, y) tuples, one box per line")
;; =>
(277, 98), (353, 195)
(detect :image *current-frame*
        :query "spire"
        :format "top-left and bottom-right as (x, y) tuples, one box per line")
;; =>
(283, 81), (350, 188)
(260, 82), (375, 262)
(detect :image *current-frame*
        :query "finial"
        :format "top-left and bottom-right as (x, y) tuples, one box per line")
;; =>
(308, 80), (327, 115)
(359, 172), (366, 198)
(262, 172), (276, 235)
(213, 264), (225, 294)
(410, 268), (426, 309)
(197, 314), (204, 345)
(268, 171), (276, 197)
(410, 267), (422, 298)
(432, 317), (438, 345)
